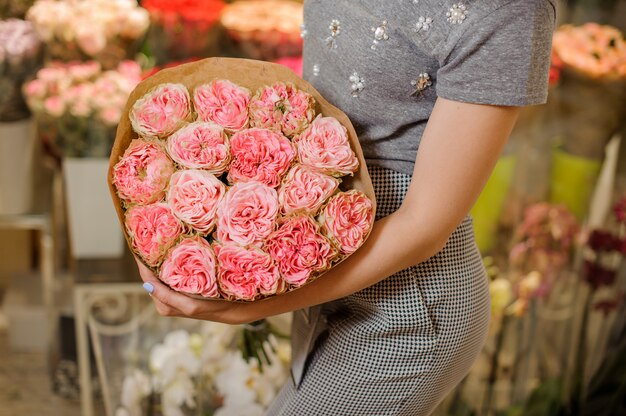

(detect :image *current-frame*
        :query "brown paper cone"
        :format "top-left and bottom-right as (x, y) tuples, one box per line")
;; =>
(107, 57), (376, 281)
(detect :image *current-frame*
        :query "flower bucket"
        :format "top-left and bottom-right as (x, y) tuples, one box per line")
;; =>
(550, 148), (602, 221)
(0, 118), (38, 215)
(470, 154), (517, 253)
(63, 157), (124, 258)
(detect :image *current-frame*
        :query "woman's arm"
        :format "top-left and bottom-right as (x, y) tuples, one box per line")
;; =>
(138, 97), (520, 324)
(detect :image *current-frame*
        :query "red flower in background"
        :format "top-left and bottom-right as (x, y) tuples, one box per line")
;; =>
(583, 260), (617, 291)
(594, 293), (625, 317)
(586, 229), (623, 253)
(549, 50), (563, 86)
(142, 0), (225, 26)
(614, 196), (626, 224)
(274, 56), (303, 77)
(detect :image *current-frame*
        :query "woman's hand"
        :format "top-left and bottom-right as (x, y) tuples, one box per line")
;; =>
(135, 257), (259, 325)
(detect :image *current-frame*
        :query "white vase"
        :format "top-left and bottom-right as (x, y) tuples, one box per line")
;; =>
(63, 157), (124, 259)
(0, 119), (38, 215)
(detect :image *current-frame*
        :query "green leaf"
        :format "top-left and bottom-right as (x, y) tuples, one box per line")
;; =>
(522, 379), (564, 416)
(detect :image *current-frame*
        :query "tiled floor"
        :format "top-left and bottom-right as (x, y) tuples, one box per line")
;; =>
(0, 271), (101, 416)
(0, 332), (82, 416)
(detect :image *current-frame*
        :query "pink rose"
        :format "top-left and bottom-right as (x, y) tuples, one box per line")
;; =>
(228, 128), (295, 188)
(213, 243), (283, 301)
(249, 82), (315, 137)
(75, 24), (106, 56)
(167, 169), (226, 234)
(117, 60), (143, 80)
(281, 88), (316, 137)
(113, 139), (175, 205)
(193, 80), (251, 132)
(130, 83), (192, 139)
(166, 122), (230, 174)
(23, 79), (46, 99)
(67, 61), (101, 81)
(160, 237), (219, 298)
(320, 190), (374, 254)
(294, 115), (359, 177)
(216, 181), (279, 247)
(265, 215), (337, 287)
(278, 165), (339, 216)
(125, 203), (184, 267)
(43, 96), (65, 117)
(99, 107), (122, 126)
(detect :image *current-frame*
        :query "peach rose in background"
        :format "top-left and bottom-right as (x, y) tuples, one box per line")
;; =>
(320, 190), (374, 254)
(295, 115), (359, 177)
(167, 170), (227, 234)
(213, 243), (283, 301)
(552, 23), (626, 79)
(278, 164), (339, 216)
(216, 181), (279, 247)
(75, 22), (107, 56)
(249, 82), (315, 137)
(265, 215), (337, 287)
(194, 79), (251, 132)
(166, 122), (231, 173)
(125, 203), (184, 267)
(130, 83), (192, 139)
(113, 139), (175, 205)
(228, 127), (296, 188)
(160, 237), (219, 298)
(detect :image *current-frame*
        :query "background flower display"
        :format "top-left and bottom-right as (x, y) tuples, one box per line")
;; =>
(1, 1), (624, 415)
(142, 0), (225, 65)
(220, 0), (303, 61)
(26, 0), (149, 69)
(23, 60), (142, 157)
(441, 192), (626, 416)
(0, 18), (41, 121)
(113, 321), (290, 416)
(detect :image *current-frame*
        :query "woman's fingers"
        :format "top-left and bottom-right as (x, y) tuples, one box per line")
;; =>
(134, 256), (249, 324)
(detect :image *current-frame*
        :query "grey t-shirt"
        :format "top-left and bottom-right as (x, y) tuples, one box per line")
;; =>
(302, 0), (556, 175)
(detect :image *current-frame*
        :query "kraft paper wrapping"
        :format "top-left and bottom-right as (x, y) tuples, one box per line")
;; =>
(107, 57), (376, 290)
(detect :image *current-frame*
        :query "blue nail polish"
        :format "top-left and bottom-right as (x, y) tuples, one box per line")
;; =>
(143, 282), (154, 294)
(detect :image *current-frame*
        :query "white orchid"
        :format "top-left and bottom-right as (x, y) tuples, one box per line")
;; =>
(150, 330), (201, 389)
(161, 374), (197, 416)
(119, 321), (290, 415)
(119, 369), (152, 416)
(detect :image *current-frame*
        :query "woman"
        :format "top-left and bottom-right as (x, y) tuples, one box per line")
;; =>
(138, 0), (557, 414)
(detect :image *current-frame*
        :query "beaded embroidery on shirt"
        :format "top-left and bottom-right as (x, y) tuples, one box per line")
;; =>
(414, 16), (433, 32)
(325, 19), (341, 48)
(411, 72), (432, 97)
(349, 72), (365, 97)
(446, 3), (468, 24)
(370, 20), (390, 50)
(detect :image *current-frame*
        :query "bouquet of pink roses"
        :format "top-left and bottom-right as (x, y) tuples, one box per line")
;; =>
(109, 58), (375, 305)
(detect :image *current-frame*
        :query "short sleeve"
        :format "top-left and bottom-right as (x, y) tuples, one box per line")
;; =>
(436, 0), (556, 106)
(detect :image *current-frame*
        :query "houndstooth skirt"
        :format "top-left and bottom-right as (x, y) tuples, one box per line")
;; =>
(266, 166), (491, 416)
